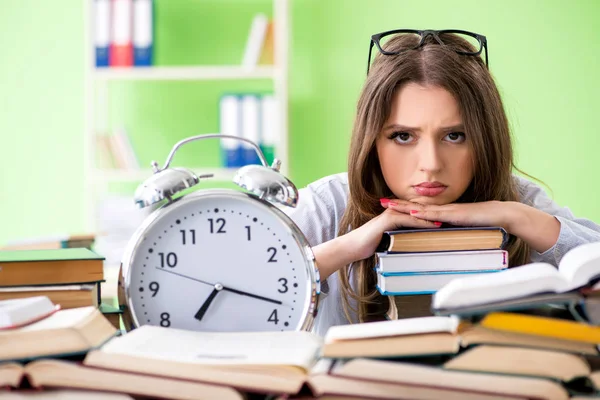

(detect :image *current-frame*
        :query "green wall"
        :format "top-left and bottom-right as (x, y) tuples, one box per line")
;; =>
(1, 0), (599, 245)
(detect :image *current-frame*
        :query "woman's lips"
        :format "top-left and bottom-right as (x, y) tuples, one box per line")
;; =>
(413, 183), (447, 197)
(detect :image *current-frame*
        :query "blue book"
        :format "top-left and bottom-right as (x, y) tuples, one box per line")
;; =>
(133, 0), (153, 66)
(376, 249), (508, 274)
(376, 269), (501, 296)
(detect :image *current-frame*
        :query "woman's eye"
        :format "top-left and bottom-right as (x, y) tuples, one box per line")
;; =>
(390, 132), (414, 143)
(444, 132), (466, 143)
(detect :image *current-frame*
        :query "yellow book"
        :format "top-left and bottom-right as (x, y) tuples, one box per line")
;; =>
(481, 312), (600, 343)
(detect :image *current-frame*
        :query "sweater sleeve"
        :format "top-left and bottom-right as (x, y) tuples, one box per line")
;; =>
(517, 176), (600, 266)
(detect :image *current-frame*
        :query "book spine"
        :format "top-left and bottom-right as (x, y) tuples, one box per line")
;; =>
(133, 0), (153, 66)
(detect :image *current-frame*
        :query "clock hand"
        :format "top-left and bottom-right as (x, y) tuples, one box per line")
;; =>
(155, 267), (283, 305)
(154, 267), (213, 286)
(220, 286), (283, 305)
(194, 284), (223, 321)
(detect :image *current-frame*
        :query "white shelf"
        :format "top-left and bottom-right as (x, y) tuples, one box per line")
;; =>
(93, 66), (278, 81)
(94, 167), (238, 183)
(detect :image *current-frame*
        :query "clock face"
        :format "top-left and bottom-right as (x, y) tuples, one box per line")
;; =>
(121, 190), (318, 332)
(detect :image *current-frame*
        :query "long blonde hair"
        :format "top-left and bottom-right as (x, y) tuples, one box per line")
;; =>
(338, 32), (530, 323)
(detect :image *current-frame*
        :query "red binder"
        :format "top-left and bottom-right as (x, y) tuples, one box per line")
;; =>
(109, 0), (133, 66)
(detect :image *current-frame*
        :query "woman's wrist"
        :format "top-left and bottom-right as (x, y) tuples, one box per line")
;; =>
(504, 201), (560, 253)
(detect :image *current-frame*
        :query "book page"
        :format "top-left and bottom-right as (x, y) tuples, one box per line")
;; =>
(558, 242), (600, 289)
(0, 390), (134, 400)
(324, 316), (459, 343)
(433, 262), (567, 310)
(10, 307), (96, 332)
(0, 296), (58, 329)
(99, 325), (323, 370)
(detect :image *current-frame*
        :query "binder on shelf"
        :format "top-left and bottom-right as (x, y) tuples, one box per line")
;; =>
(219, 95), (243, 168)
(241, 13), (269, 68)
(241, 95), (262, 166)
(94, 0), (110, 67)
(133, 0), (153, 66)
(110, 0), (133, 67)
(260, 94), (277, 166)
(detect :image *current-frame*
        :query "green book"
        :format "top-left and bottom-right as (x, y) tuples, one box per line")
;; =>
(0, 248), (105, 287)
(0, 248), (104, 263)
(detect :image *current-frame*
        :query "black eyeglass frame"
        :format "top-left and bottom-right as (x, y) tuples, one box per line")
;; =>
(367, 29), (488, 74)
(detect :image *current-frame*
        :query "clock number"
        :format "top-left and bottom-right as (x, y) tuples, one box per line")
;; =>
(158, 252), (178, 268)
(160, 312), (171, 327)
(278, 278), (288, 293)
(180, 229), (196, 245)
(245, 226), (251, 241)
(268, 309), (279, 324)
(267, 247), (278, 263)
(208, 218), (226, 234)
(149, 281), (159, 297)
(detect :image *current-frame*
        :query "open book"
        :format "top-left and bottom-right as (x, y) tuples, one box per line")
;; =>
(433, 241), (600, 313)
(0, 296), (60, 329)
(82, 317), (467, 395)
(297, 358), (570, 400)
(0, 360), (241, 400)
(0, 390), (133, 400)
(444, 344), (600, 392)
(0, 306), (117, 362)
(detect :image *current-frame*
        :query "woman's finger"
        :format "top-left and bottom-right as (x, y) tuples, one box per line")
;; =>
(386, 209), (442, 229)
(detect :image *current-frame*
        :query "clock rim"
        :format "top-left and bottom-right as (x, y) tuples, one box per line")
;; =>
(118, 189), (320, 333)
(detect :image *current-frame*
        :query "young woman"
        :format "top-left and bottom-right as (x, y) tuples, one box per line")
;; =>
(286, 30), (600, 336)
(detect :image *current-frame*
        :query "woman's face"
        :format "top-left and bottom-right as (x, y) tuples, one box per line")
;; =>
(376, 83), (474, 205)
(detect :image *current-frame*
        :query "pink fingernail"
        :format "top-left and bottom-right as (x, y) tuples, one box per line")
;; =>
(410, 210), (418, 214)
(434, 222), (442, 227)
(380, 198), (390, 206)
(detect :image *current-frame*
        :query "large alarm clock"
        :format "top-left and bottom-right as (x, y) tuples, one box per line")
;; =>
(117, 134), (320, 332)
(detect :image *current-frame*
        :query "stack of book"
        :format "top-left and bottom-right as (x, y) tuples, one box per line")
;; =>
(375, 226), (509, 317)
(4, 242), (600, 399)
(0, 248), (122, 329)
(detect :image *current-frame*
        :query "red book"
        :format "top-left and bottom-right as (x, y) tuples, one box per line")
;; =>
(109, 0), (133, 66)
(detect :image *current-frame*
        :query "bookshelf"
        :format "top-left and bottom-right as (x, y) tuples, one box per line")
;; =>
(83, 0), (290, 233)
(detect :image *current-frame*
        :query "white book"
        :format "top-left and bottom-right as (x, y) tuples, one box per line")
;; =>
(95, 325), (322, 370)
(432, 241), (600, 311)
(324, 315), (459, 343)
(0, 296), (59, 329)
(241, 14), (268, 67)
(377, 249), (508, 273)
